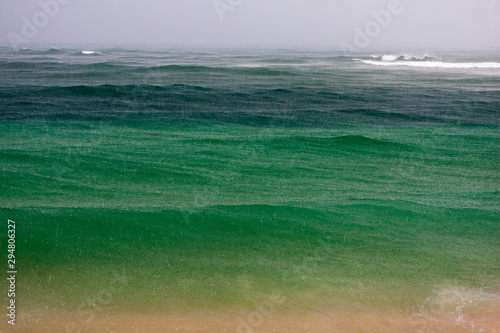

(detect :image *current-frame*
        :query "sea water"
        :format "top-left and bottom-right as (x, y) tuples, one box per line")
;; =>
(0, 47), (499, 317)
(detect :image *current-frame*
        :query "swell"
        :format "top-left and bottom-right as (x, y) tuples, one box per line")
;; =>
(1, 84), (213, 98)
(0, 60), (297, 76)
(16, 48), (67, 55)
(131, 64), (296, 76)
(0, 61), (64, 70)
(276, 134), (413, 152)
(2, 84), (499, 125)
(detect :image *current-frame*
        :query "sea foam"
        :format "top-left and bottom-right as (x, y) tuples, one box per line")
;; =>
(371, 54), (435, 61)
(361, 60), (500, 69)
(80, 50), (101, 55)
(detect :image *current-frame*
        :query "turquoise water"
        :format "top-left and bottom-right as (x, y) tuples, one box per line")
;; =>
(0, 48), (499, 314)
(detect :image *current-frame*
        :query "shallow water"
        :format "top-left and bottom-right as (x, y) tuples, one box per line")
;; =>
(0, 48), (499, 320)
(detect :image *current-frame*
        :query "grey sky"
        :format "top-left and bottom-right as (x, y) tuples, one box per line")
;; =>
(1, 0), (499, 50)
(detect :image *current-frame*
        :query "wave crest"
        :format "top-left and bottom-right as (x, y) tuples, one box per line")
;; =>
(17, 48), (66, 55)
(370, 54), (436, 62)
(77, 50), (102, 56)
(361, 60), (500, 69)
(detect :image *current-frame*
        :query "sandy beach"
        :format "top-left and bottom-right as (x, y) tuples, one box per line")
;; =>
(4, 308), (499, 333)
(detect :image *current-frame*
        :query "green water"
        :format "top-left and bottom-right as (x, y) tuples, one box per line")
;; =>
(1, 121), (498, 313)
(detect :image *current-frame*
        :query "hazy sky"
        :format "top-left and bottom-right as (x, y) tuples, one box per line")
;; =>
(1, 0), (499, 50)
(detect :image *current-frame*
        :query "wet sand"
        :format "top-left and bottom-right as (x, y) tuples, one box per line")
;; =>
(5, 309), (499, 333)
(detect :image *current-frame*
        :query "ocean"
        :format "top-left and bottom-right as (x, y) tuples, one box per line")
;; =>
(0, 47), (499, 332)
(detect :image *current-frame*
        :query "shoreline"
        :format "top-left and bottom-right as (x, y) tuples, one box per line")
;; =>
(5, 308), (500, 333)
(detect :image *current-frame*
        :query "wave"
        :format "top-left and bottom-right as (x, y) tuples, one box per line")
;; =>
(231, 63), (265, 68)
(363, 54), (500, 69)
(0, 61), (63, 69)
(370, 54), (436, 62)
(17, 48), (67, 55)
(360, 60), (500, 69)
(257, 58), (308, 64)
(76, 50), (102, 56)
(35, 84), (216, 98)
(132, 64), (295, 76)
(285, 135), (412, 151)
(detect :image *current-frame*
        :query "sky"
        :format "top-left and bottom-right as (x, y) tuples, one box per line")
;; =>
(0, 0), (499, 50)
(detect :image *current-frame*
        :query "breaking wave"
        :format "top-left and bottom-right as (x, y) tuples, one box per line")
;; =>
(361, 59), (500, 69)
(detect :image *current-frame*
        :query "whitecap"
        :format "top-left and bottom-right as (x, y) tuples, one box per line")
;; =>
(373, 54), (436, 62)
(381, 54), (399, 61)
(81, 50), (101, 55)
(360, 60), (500, 69)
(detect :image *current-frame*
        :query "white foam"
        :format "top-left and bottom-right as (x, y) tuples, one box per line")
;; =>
(434, 287), (499, 308)
(402, 54), (433, 61)
(360, 60), (500, 69)
(381, 54), (399, 61)
(371, 54), (434, 61)
(81, 50), (101, 55)
(421, 286), (500, 331)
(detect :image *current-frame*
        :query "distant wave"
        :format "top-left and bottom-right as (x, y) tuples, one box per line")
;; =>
(132, 64), (296, 76)
(77, 50), (102, 56)
(361, 60), (500, 69)
(34, 84), (216, 98)
(0, 61), (63, 69)
(370, 54), (436, 62)
(257, 58), (308, 64)
(233, 63), (265, 68)
(17, 48), (66, 55)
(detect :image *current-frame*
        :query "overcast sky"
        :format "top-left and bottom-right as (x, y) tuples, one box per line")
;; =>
(1, 0), (499, 50)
